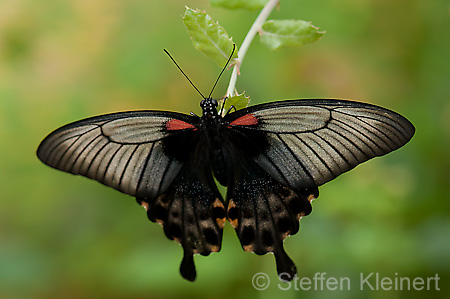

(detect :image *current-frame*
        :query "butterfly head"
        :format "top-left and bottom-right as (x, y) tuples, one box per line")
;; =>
(201, 98), (219, 118)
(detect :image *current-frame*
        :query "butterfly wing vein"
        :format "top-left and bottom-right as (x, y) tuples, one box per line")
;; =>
(37, 112), (189, 198)
(227, 100), (415, 189)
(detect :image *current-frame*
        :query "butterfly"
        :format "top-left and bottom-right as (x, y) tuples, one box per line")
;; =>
(37, 95), (415, 281)
(37, 46), (415, 281)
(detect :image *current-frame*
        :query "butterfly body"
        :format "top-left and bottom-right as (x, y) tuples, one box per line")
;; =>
(37, 98), (415, 281)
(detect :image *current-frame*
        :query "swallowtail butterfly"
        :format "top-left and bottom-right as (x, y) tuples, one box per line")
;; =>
(37, 50), (415, 281)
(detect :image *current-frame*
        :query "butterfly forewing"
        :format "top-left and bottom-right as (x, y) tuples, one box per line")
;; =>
(226, 99), (415, 189)
(37, 111), (195, 198)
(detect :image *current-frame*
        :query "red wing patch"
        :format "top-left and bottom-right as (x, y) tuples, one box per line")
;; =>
(228, 114), (259, 127)
(166, 119), (196, 131)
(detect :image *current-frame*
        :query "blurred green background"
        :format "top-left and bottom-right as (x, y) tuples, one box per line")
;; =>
(1, 0), (449, 298)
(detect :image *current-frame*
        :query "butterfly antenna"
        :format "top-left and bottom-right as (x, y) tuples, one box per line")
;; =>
(207, 44), (236, 99)
(164, 49), (205, 99)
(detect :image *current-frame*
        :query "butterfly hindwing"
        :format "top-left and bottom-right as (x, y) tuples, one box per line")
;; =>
(137, 163), (226, 281)
(227, 174), (318, 279)
(218, 137), (317, 278)
(137, 131), (227, 281)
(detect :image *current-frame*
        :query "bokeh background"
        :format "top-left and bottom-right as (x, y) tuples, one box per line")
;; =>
(1, 0), (449, 298)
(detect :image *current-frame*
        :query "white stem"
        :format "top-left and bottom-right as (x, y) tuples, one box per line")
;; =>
(225, 0), (280, 98)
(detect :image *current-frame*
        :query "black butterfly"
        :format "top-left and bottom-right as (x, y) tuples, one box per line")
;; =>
(37, 96), (414, 281)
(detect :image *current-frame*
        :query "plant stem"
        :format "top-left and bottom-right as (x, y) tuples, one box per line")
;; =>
(225, 0), (280, 98)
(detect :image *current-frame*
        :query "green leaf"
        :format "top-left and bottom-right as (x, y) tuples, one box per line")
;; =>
(210, 0), (269, 10)
(183, 7), (237, 66)
(218, 92), (250, 115)
(259, 20), (325, 50)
